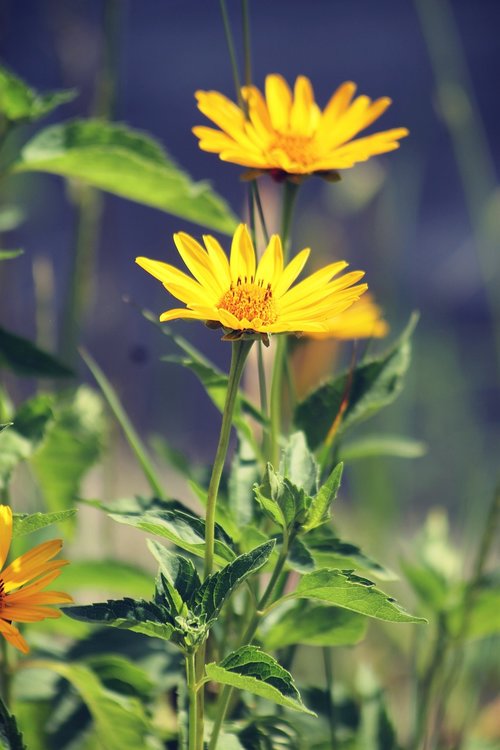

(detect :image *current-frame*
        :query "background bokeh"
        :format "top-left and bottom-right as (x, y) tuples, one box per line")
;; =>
(1, 0), (499, 559)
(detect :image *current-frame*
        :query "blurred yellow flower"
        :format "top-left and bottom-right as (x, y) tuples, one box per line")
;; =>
(309, 293), (388, 339)
(136, 224), (367, 338)
(0, 505), (72, 653)
(193, 74), (408, 178)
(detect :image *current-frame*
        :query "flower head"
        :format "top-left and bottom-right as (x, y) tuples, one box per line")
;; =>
(136, 224), (368, 340)
(0, 505), (72, 653)
(193, 74), (408, 179)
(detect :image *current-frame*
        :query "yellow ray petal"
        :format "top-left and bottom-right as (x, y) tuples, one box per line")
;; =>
(0, 619), (29, 653)
(265, 74), (293, 132)
(256, 234), (284, 286)
(274, 248), (311, 298)
(159, 308), (207, 323)
(0, 505), (12, 570)
(4, 604), (62, 622)
(2, 540), (63, 588)
(202, 235), (231, 289)
(279, 261), (349, 309)
(230, 224), (256, 282)
(290, 76), (315, 136)
(174, 233), (224, 297)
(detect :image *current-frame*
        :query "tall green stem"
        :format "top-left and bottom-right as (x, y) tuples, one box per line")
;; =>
(204, 339), (253, 578)
(208, 532), (293, 750)
(219, 0), (243, 108)
(186, 650), (199, 750)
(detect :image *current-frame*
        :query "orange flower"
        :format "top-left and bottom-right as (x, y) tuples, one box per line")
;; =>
(0, 506), (72, 653)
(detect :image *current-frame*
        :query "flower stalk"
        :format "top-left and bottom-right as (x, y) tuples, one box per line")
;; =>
(186, 649), (199, 750)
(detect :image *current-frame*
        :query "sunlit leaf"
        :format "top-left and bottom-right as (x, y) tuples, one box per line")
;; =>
(206, 646), (315, 715)
(301, 462), (343, 533)
(340, 434), (427, 461)
(291, 569), (425, 623)
(0, 65), (75, 122)
(15, 120), (237, 233)
(12, 510), (76, 538)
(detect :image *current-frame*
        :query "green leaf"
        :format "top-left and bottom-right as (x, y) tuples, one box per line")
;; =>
(295, 315), (418, 449)
(0, 250), (23, 261)
(63, 598), (175, 642)
(301, 462), (343, 533)
(24, 661), (159, 750)
(12, 510), (76, 538)
(227, 438), (259, 526)
(107, 505), (235, 564)
(448, 575), (500, 640)
(206, 646), (315, 715)
(0, 696), (26, 750)
(306, 527), (396, 580)
(192, 540), (275, 622)
(254, 464), (306, 532)
(0, 326), (73, 378)
(0, 206), (24, 233)
(264, 601), (368, 649)
(292, 569), (425, 623)
(287, 537), (315, 573)
(0, 65), (75, 122)
(58, 560), (153, 599)
(0, 395), (53, 491)
(280, 432), (318, 494)
(15, 119), (237, 233)
(340, 434), (427, 461)
(147, 539), (200, 604)
(30, 386), (105, 521)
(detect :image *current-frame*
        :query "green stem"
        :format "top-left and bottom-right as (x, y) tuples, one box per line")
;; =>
(186, 650), (199, 750)
(323, 648), (336, 748)
(252, 182), (270, 243)
(241, 0), (252, 89)
(280, 181), (299, 262)
(0, 639), (11, 709)
(208, 532), (293, 750)
(219, 0), (243, 108)
(204, 339), (253, 578)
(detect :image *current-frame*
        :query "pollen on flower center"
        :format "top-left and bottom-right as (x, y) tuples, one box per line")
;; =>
(217, 278), (278, 326)
(271, 133), (317, 166)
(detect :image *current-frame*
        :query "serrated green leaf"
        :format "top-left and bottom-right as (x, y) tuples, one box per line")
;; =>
(147, 539), (200, 604)
(292, 569), (425, 623)
(192, 541), (275, 622)
(0, 326), (73, 378)
(295, 315), (418, 449)
(0, 696), (27, 750)
(264, 601), (368, 649)
(0, 65), (75, 122)
(0, 395), (53, 491)
(30, 386), (105, 521)
(0, 250), (23, 261)
(254, 464), (306, 532)
(280, 432), (319, 494)
(24, 661), (159, 750)
(340, 434), (427, 461)
(15, 119), (237, 233)
(64, 598), (175, 641)
(306, 526), (397, 580)
(302, 462), (343, 532)
(107, 506), (235, 565)
(206, 646), (315, 715)
(12, 510), (76, 538)
(287, 537), (315, 573)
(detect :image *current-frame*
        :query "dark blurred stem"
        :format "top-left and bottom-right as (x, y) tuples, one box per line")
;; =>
(219, 0), (243, 107)
(186, 650), (199, 750)
(59, 0), (122, 364)
(323, 647), (336, 748)
(0, 637), (11, 709)
(411, 613), (447, 750)
(241, 0), (252, 88)
(252, 181), (270, 242)
(414, 0), (500, 374)
(280, 181), (298, 262)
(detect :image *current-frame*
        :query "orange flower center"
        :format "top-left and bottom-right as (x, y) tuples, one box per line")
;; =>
(271, 133), (317, 166)
(217, 278), (278, 326)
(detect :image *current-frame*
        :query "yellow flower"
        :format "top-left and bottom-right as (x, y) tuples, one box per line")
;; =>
(136, 224), (368, 338)
(309, 293), (389, 339)
(193, 74), (408, 178)
(0, 505), (72, 653)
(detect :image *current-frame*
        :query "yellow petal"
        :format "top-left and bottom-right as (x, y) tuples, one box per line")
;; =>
(290, 76), (315, 136)
(0, 619), (29, 653)
(2, 540), (63, 590)
(279, 261), (348, 309)
(274, 248), (311, 297)
(265, 74), (293, 131)
(174, 233), (224, 297)
(0, 505), (12, 570)
(159, 308), (207, 323)
(256, 234), (284, 286)
(230, 224), (256, 282)
(202, 235), (231, 289)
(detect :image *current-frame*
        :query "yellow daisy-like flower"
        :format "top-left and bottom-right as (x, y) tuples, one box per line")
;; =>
(0, 505), (72, 653)
(193, 74), (409, 178)
(309, 293), (389, 340)
(136, 224), (368, 338)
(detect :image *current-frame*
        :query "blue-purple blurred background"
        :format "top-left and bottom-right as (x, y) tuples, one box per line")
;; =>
(1, 0), (499, 549)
